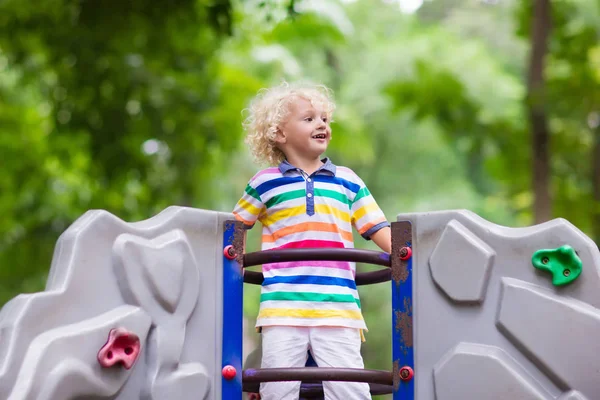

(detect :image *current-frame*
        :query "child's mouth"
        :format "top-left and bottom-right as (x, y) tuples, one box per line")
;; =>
(312, 134), (327, 139)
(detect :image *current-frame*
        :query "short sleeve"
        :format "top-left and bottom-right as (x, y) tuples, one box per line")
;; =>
(233, 179), (265, 228)
(350, 178), (389, 240)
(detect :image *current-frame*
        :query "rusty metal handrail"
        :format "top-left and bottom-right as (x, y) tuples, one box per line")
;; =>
(243, 268), (391, 286)
(242, 382), (393, 396)
(242, 248), (391, 268)
(242, 367), (393, 385)
(237, 247), (392, 286)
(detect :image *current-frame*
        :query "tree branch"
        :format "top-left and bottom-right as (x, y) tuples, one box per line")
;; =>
(527, 0), (552, 223)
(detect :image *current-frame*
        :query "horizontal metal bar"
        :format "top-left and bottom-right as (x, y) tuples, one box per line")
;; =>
(243, 271), (264, 285)
(243, 248), (391, 268)
(243, 268), (391, 286)
(242, 367), (393, 385)
(242, 382), (393, 397)
(357, 268), (391, 285)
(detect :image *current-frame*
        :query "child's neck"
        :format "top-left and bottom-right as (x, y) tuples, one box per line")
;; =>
(286, 155), (324, 176)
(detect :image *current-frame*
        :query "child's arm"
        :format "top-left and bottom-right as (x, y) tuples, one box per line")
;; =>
(370, 226), (391, 254)
(350, 174), (391, 253)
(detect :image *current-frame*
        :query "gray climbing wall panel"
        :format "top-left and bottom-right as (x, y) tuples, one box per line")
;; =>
(401, 210), (600, 400)
(0, 206), (232, 400)
(1, 206), (599, 400)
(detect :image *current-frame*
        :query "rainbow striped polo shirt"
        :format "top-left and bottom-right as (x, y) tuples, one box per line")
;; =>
(233, 158), (389, 330)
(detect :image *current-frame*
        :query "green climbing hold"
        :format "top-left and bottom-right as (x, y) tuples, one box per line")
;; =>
(532, 245), (582, 286)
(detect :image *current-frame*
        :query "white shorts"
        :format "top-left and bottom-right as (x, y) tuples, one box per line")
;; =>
(259, 326), (372, 400)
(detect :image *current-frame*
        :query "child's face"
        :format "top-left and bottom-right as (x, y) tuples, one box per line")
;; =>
(276, 97), (331, 161)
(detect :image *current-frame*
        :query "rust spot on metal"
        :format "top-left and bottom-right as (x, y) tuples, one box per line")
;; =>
(391, 222), (412, 284)
(233, 222), (246, 265)
(398, 260), (409, 283)
(224, 220), (246, 266)
(393, 360), (400, 391)
(395, 297), (413, 349)
(404, 297), (411, 311)
(391, 264), (402, 283)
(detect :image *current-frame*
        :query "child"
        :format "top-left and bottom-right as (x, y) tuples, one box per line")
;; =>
(233, 81), (391, 400)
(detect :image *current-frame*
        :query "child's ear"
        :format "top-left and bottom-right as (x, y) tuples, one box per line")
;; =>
(274, 128), (286, 144)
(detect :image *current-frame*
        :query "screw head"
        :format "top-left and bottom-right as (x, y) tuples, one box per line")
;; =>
(399, 246), (412, 261)
(223, 245), (236, 260)
(542, 257), (549, 264)
(399, 366), (414, 381)
(563, 269), (571, 277)
(222, 365), (237, 380)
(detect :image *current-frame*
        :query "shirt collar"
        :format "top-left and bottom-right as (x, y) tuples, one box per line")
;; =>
(278, 157), (337, 176)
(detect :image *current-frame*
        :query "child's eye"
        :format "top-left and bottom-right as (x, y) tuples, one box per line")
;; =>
(305, 117), (313, 122)
(322, 117), (328, 123)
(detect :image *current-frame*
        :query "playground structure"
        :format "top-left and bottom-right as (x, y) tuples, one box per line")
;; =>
(0, 206), (598, 399)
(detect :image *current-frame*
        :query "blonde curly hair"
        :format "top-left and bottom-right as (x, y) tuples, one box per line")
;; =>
(242, 81), (336, 166)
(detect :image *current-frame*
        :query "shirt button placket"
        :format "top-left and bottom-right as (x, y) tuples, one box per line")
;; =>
(307, 176), (315, 216)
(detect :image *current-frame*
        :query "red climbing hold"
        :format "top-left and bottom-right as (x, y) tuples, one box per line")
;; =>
(97, 328), (141, 370)
(222, 365), (237, 380)
(223, 245), (237, 260)
(399, 246), (412, 261)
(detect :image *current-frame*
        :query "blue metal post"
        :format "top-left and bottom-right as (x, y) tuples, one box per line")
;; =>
(222, 221), (244, 399)
(392, 221), (414, 400)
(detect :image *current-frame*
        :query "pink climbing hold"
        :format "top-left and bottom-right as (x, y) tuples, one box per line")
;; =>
(97, 327), (141, 370)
